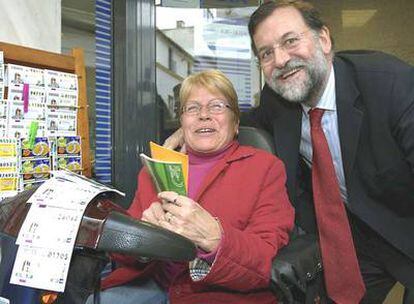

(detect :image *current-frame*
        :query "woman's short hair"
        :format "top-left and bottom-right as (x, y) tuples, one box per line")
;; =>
(248, 0), (330, 55)
(179, 69), (240, 122)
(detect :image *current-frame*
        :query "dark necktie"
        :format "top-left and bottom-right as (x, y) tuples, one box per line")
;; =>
(309, 108), (365, 304)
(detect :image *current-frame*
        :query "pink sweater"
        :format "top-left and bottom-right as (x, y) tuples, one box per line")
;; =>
(155, 141), (236, 289)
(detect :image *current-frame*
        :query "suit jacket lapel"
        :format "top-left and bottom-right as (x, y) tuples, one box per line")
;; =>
(334, 57), (363, 182)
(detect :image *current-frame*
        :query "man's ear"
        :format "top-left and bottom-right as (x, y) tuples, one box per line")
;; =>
(318, 26), (332, 55)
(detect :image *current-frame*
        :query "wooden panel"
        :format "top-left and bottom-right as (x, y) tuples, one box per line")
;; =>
(0, 41), (75, 72)
(0, 41), (92, 178)
(72, 48), (92, 177)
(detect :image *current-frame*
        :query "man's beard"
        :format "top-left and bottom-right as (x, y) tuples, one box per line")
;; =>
(266, 44), (329, 105)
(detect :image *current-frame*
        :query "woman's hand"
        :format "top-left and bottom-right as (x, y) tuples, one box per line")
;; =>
(162, 128), (186, 152)
(141, 201), (167, 225)
(157, 191), (222, 253)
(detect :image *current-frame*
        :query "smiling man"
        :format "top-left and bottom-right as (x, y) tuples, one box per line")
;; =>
(252, 4), (331, 106)
(244, 1), (414, 303)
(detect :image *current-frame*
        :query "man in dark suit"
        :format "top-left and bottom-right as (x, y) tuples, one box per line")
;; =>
(245, 1), (414, 303)
(163, 1), (414, 301)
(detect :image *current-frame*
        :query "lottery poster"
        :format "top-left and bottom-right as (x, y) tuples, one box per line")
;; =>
(55, 136), (82, 173)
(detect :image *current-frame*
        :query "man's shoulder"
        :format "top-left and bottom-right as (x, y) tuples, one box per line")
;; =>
(335, 50), (412, 74)
(335, 50), (414, 98)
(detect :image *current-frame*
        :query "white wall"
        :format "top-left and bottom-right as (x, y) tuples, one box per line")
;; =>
(156, 35), (170, 68)
(0, 0), (61, 52)
(61, 25), (95, 67)
(156, 34), (191, 78)
(156, 32), (192, 116)
(156, 68), (181, 116)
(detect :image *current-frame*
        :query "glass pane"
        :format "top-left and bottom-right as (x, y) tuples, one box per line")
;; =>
(156, 0), (414, 142)
(62, 0), (97, 175)
(156, 4), (261, 142)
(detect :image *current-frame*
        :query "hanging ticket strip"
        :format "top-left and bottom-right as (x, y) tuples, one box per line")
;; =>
(10, 170), (124, 292)
(0, 53), (83, 201)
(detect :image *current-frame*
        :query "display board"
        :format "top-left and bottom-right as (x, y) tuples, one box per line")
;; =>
(0, 42), (91, 178)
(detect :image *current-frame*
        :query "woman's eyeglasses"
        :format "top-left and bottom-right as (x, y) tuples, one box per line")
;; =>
(182, 100), (231, 116)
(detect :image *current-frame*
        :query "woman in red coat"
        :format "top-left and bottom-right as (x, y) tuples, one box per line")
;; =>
(89, 70), (294, 304)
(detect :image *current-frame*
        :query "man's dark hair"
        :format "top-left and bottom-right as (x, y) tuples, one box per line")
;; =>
(248, 0), (330, 55)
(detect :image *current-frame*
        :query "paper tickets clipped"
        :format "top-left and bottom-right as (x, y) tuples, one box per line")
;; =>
(10, 170), (124, 292)
(0, 138), (20, 200)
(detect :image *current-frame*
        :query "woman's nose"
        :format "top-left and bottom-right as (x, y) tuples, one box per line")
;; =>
(198, 107), (211, 119)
